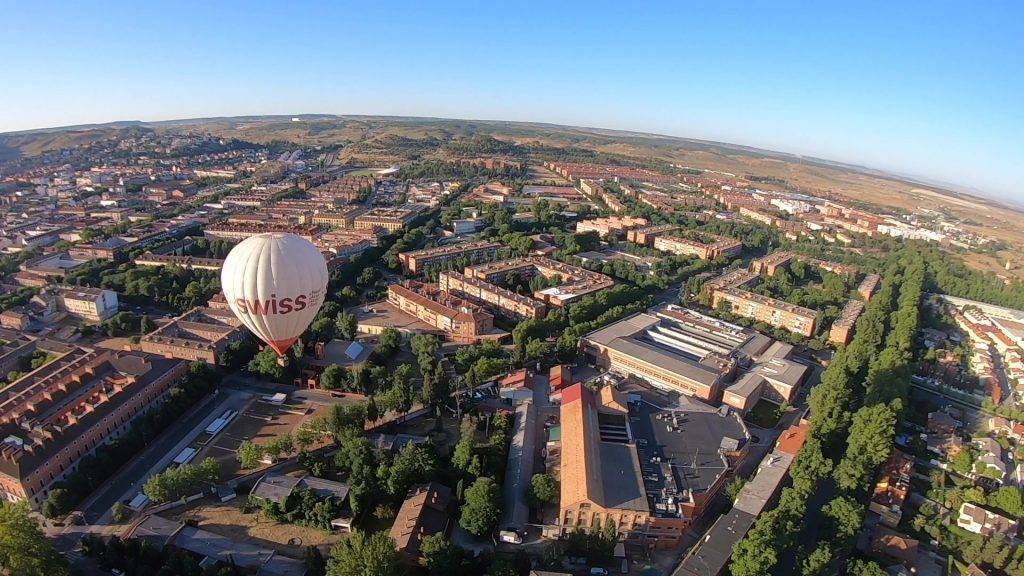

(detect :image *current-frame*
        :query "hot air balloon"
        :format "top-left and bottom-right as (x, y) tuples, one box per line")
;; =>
(221, 233), (329, 356)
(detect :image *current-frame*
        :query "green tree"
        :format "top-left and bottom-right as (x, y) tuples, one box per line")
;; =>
(801, 543), (833, 576)
(305, 545), (328, 576)
(847, 559), (888, 576)
(387, 444), (438, 496)
(821, 495), (864, 541)
(460, 477), (501, 537)
(833, 403), (897, 492)
(142, 457), (220, 503)
(988, 486), (1024, 519)
(0, 501), (70, 576)
(41, 488), (72, 519)
(420, 363), (450, 424)
(327, 530), (399, 576)
(248, 347), (287, 381)
(528, 473), (559, 507)
(110, 502), (129, 523)
(377, 327), (402, 355)
(263, 434), (295, 462)
(410, 333), (440, 360)
(420, 533), (459, 574)
(237, 441), (265, 469)
(320, 364), (349, 390)
(725, 478), (747, 503)
(336, 312), (358, 340)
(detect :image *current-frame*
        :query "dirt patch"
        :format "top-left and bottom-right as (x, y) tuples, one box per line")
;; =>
(192, 398), (331, 482)
(167, 498), (343, 558)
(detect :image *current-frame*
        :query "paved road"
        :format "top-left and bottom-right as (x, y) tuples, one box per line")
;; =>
(910, 383), (986, 429)
(77, 390), (228, 524)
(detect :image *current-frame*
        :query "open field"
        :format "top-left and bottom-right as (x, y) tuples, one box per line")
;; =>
(168, 497), (342, 558)
(526, 164), (571, 185)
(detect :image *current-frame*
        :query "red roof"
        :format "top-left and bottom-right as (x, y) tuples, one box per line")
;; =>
(561, 382), (590, 406)
(776, 419), (810, 455)
(549, 365), (571, 391)
(499, 368), (529, 389)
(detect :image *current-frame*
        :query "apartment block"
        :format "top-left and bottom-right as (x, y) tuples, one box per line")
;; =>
(0, 349), (189, 506)
(310, 207), (364, 229)
(652, 232), (742, 261)
(140, 306), (246, 364)
(575, 216), (648, 238)
(53, 285), (119, 323)
(858, 274), (881, 301)
(626, 224), (680, 247)
(354, 207), (420, 232)
(464, 257), (614, 306)
(398, 240), (502, 275)
(204, 222), (320, 242)
(134, 252), (223, 271)
(829, 299), (865, 346)
(712, 288), (817, 337)
(438, 271), (546, 320)
(386, 282), (498, 343)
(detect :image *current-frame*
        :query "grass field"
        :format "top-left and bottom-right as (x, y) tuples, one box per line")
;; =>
(745, 400), (788, 429)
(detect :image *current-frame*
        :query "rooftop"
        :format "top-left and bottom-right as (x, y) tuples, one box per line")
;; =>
(389, 482), (452, 561)
(560, 383), (748, 521)
(400, 239), (501, 259)
(583, 305), (761, 387)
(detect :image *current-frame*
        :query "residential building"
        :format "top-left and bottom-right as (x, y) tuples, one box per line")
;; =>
(651, 232), (742, 260)
(0, 349), (189, 506)
(398, 240), (502, 275)
(386, 282), (502, 343)
(204, 222), (319, 242)
(438, 271), (546, 320)
(869, 450), (913, 528)
(957, 503), (1020, 537)
(712, 287), (818, 337)
(626, 224), (680, 247)
(134, 252), (223, 271)
(575, 216), (648, 238)
(829, 299), (865, 345)
(858, 274), (881, 301)
(53, 285), (118, 322)
(870, 526), (919, 571)
(465, 257), (614, 307)
(354, 207), (419, 232)
(389, 483), (453, 565)
(139, 306), (246, 364)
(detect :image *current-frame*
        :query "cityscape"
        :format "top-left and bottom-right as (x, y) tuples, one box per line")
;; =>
(1, 3), (1023, 576)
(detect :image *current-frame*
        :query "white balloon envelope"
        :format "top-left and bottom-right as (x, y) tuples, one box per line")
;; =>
(220, 233), (329, 356)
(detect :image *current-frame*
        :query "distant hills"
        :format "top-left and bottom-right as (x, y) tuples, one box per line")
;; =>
(0, 114), (1016, 214)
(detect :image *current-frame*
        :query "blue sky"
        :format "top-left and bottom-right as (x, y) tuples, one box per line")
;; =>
(2, 1), (1021, 201)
